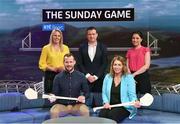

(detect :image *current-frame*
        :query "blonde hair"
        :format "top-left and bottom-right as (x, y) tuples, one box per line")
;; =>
(49, 29), (64, 52)
(109, 55), (128, 77)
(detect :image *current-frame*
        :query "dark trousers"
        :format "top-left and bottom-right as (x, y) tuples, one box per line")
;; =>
(86, 93), (103, 108)
(86, 78), (104, 107)
(134, 71), (151, 94)
(99, 107), (130, 123)
(44, 71), (58, 93)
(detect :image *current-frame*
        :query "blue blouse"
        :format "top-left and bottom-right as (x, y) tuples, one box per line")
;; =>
(102, 73), (137, 119)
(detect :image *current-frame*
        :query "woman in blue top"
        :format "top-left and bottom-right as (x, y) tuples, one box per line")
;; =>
(99, 55), (140, 123)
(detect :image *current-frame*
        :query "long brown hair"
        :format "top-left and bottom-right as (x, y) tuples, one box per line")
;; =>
(109, 55), (128, 77)
(49, 29), (64, 52)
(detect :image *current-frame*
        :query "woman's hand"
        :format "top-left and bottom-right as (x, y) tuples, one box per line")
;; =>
(57, 66), (64, 72)
(132, 72), (137, 77)
(46, 66), (58, 72)
(134, 101), (141, 108)
(104, 103), (111, 109)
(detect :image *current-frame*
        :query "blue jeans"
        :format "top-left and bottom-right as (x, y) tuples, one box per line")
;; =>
(86, 93), (103, 108)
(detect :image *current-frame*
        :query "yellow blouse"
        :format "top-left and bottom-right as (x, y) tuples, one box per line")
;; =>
(39, 44), (70, 71)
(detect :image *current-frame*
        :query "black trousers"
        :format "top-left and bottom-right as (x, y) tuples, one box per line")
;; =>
(44, 71), (58, 93)
(134, 70), (151, 94)
(99, 107), (130, 123)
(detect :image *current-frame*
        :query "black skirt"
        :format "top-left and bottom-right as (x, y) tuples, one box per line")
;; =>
(44, 71), (59, 93)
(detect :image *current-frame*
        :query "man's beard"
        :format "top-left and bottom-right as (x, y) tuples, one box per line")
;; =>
(65, 66), (74, 73)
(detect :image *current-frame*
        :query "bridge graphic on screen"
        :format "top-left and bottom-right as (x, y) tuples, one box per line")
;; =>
(19, 32), (160, 56)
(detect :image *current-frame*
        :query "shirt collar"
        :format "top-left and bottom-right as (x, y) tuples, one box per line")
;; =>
(88, 42), (97, 47)
(64, 69), (75, 75)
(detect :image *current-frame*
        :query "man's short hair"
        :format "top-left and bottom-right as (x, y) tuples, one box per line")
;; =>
(63, 53), (75, 61)
(86, 26), (97, 32)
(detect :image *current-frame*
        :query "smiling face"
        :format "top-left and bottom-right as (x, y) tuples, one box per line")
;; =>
(86, 29), (98, 43)
(64, 56), (76, 73)
(131, 33), (143, 47)
(52, 30), (61, 44)
(109, 56), (128, 77)
(112, 60), (123, 75)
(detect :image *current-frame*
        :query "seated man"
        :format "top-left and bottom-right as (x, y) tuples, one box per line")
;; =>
(49, 53), (90, 118)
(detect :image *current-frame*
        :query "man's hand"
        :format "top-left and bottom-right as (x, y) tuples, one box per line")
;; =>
(77, 96), (85, 103)
(87, 75), (96, 83)
(48, 94), (56, 103)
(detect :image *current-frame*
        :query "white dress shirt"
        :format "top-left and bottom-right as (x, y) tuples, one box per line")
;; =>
(88, 43), (97, 62)
(86, 42), (98, 80)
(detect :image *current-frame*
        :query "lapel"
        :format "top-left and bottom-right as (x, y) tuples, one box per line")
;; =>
(93, 42), (99, 62)
(84, 42), (92, 62)
(108, 76), (113, 99)
(120, 75), (127, 102)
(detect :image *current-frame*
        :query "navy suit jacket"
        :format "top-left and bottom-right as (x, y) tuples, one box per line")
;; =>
(78, 42), (108, 92)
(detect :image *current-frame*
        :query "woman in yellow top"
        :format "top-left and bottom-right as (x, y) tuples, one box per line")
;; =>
(39, 29), (69, 93)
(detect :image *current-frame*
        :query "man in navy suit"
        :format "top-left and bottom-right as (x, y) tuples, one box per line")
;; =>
(78, 26), (108, 107)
